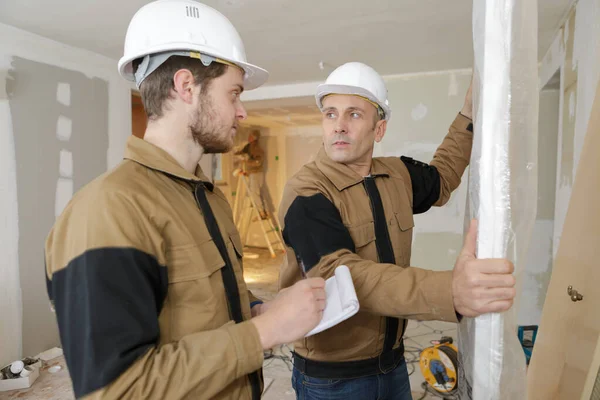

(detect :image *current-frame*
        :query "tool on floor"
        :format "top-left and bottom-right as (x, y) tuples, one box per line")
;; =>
(517, 325), (538, 365)
(232, 169), (285, 258)
(419, 337), (459, 399)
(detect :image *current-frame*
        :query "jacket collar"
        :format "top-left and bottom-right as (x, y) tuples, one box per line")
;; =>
(314, 146), (389, 191)
(124, 136), (214, 191)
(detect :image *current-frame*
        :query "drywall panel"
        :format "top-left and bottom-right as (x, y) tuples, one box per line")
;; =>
(571, 0), (600, 173)
(411, 232), (463, 273)
(0, 24), (133, 365)
(537, 89), (560, 221)
(518, 220), (554, 325)
(541, 0), (600, 259)
(0, 62), (22, 368)
(373, 72), (471, 272)
(0, 23), (132, 170)
(376, 71), (472, 241)
(6, 57), (109, 357)
(517, 89), (560, 325)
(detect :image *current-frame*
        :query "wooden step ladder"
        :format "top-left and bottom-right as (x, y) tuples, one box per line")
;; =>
(232, 170), (285, 258)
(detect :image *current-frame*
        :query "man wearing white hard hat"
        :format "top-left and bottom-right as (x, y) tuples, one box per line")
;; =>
(279, 62), (517, 399)
(45, 1), (326, 399)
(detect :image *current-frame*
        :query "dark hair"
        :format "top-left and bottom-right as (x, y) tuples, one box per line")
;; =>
(133, 56), (227, 119)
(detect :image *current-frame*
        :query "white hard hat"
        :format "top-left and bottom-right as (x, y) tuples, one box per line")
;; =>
(316, 62), (391, 121)
(118, 0), (268, 90)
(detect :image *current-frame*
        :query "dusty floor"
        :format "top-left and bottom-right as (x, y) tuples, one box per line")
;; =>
(3, 247), (458, 400)
(2, 356), (73, 400)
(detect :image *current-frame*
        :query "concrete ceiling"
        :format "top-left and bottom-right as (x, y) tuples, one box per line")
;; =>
(0, 0), (572, 86)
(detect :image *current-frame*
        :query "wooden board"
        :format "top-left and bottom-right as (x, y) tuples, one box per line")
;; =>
(527, 74), (600, 400)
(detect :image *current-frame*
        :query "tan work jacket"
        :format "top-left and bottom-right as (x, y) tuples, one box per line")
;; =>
(45, 136), (263, 399)
(279, 113), (473, 367)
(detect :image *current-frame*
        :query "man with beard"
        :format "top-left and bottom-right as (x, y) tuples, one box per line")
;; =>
(278, 62), (517, 399)
(44, 1), (326, 399)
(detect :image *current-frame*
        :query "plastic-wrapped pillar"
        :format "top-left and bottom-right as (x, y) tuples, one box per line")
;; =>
(457, 0), (538, 399)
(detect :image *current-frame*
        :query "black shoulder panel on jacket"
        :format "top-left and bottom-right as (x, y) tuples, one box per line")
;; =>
(400, 156), (441, 214)
(50, 247), (168, 398)
(283, 193), (356, 273)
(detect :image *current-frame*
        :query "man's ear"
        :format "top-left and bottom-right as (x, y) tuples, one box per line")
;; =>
(172, 69), (196, 104)
(374, 120), (387, 143)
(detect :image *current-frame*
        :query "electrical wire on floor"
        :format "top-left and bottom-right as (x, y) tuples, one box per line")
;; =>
(263, 343), (294, 371)
(418, 381), (460, 400)
(416, 388), (429, 400)
(403, 345), (423, 377)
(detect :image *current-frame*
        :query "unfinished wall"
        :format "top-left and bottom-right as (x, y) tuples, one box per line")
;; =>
(375, 70), (473, 273)
(8, 57), (110, 359)
(520, 0), (600, 325)
(539, 0), (600, 258)
(0, 57), (21, 369)
(0, 22), (132, 366)
(518, 88), (560, 325)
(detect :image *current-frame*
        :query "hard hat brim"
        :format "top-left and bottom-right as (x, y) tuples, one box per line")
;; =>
(118, 42), (269, 90)
(315, 83), (391, 121)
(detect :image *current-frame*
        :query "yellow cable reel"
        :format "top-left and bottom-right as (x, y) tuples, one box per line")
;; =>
(419, 337), (459, 394)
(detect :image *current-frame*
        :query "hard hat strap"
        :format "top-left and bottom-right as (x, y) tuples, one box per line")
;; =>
(134, 50), (243, 89)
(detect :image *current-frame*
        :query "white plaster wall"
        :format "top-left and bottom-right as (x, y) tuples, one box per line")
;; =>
(0, 22), (132, 366)
(0, 58), (22, 368)
(376, 71), (473, 272)
(541, 0), (600, 259)
(523, 0), (600, 324)
(571, 0), (600, 175)
(519, 220), (555, 325)
(518, 89), (560, 325)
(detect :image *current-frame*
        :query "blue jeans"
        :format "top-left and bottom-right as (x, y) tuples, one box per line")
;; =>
(291, 359), (412, 400)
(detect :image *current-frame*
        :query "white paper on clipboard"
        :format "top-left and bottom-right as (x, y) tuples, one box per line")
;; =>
(305, 265), (360, 337)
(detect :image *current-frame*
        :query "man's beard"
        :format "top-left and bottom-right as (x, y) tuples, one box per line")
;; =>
(189, 94), (235, 154)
